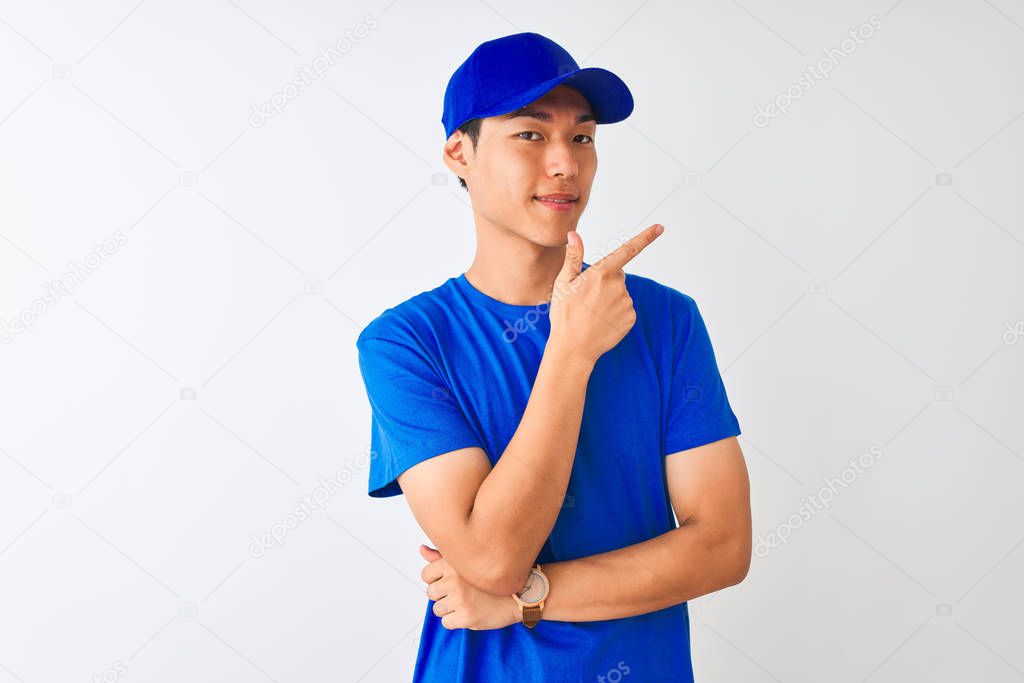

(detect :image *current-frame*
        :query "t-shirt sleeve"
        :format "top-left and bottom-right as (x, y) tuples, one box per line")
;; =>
(356, 334), (484, 498)
(662, 293), (741, 455)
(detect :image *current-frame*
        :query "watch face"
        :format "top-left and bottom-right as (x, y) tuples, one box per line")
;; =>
(518, 569), (548, 604)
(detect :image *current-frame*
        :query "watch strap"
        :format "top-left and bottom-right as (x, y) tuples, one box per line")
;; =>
(522, 604), (542, 628)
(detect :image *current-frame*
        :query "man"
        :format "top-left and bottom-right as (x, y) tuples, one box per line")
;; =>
(355, 32), (751, 682)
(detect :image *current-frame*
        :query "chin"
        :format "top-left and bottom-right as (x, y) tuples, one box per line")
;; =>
(537, 226), (578, 247)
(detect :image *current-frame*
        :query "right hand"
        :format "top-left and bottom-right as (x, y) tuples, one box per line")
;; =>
(547, 224), (664, 366)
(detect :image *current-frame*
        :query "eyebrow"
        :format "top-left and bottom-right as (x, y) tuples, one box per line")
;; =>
(499, 107), (596, 125)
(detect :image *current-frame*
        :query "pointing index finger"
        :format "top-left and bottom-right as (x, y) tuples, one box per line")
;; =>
(593, 224), (665, 272)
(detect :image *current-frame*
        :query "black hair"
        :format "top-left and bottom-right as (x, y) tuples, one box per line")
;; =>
(455, 118), (481, 190)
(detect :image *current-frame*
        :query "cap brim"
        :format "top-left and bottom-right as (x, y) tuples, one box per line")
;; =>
(471, 66), (634, 125)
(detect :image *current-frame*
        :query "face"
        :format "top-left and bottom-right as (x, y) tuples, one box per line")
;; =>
(444, 84), (598, 247)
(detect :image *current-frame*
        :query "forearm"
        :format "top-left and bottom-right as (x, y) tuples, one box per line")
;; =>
(464, 336), (593, 594)
(538, 520), (748, 622)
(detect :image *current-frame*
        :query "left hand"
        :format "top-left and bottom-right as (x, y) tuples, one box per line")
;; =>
(418, 544), (522, 631)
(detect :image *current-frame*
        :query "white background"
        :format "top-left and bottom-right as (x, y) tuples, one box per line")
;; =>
(1, 1), (1023, 681)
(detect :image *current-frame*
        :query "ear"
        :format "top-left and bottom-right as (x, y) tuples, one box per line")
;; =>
(442, 132), (470, 179)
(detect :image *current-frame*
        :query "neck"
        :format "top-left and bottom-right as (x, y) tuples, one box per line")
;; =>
(463, 212), (570, 306)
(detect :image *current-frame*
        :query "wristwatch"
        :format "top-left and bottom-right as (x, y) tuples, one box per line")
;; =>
(512, 563), (549, 629)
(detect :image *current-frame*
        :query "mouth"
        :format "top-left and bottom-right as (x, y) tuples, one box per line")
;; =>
(533, 194), (578, 211)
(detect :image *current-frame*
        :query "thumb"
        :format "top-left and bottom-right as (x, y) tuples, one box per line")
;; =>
(419, 543), (442, 561)
(556, 230), (583, 284)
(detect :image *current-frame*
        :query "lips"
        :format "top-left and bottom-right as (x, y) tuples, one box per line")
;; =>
(533, 193), (578, 211)
(534, 194), (578, 211)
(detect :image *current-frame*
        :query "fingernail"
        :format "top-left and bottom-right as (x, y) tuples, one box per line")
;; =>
(654, 225), (664, 235)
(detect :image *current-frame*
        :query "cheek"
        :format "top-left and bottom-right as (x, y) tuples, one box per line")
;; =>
(583, 157), (598, 187)
(492, 165), (534, 201)
(480, 153), (520, 189)
(495, 142), (539, 168)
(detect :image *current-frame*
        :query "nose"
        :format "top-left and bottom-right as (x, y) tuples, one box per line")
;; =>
(547, 136), (579, 179)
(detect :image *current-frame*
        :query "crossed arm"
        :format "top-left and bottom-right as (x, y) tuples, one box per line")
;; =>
(530, 435), (751, 623)
(408, 434), (751, 627)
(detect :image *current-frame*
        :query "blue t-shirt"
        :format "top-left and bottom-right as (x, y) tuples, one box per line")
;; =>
(355, 263), (741, 683)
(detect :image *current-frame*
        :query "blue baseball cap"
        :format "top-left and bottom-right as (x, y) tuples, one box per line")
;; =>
(442, 32), (634, 139)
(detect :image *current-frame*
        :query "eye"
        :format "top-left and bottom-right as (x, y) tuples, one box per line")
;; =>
(515, 131), (595, 144)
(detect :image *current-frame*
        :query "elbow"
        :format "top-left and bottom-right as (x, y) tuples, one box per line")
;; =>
(492, 559), (532, 596)
(729, 552), (751, 586)
(725, 529), (752, 586)
(459, 524), (531, 595)
(493, 574), (529, 597)
(466, 555), (529, 596)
